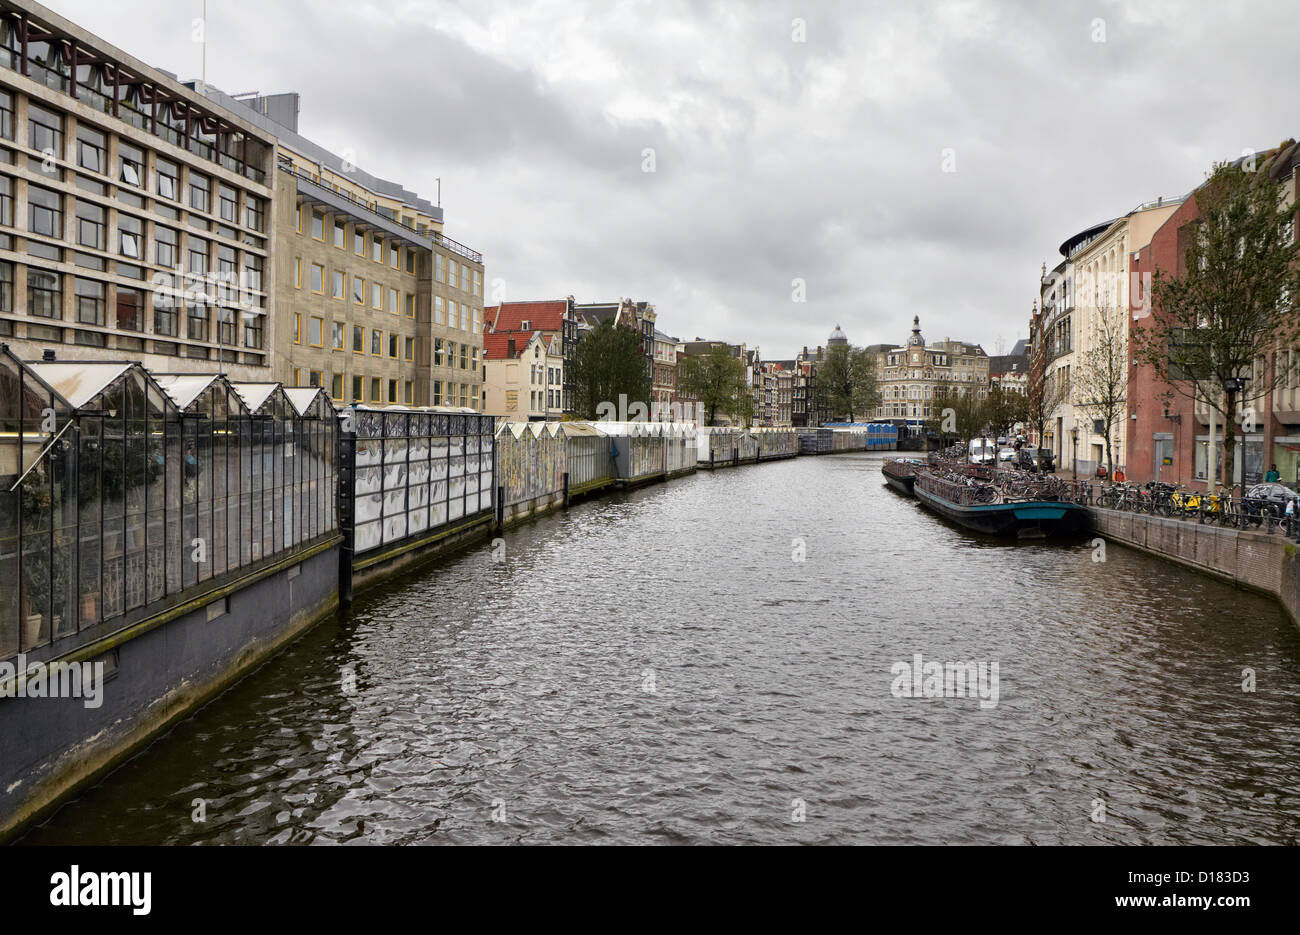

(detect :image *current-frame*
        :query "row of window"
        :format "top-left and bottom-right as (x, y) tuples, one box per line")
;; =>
(1, 89), (266, 231)
(0, 259), (265, 349)
(2, 175), (267, 305)
(289, 316), (480, 372)
(290, 257), (482, 332)
(289, 369), (479, 409)
(296, 202), (482, 297)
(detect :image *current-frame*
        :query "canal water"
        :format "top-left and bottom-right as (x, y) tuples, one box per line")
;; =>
(19, 454), (1300, 844)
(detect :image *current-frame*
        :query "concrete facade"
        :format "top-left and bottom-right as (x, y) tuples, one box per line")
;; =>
(0, 0), (276, 379)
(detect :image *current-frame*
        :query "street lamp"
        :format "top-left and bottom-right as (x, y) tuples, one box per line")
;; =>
(1070, 425), (1078, 482)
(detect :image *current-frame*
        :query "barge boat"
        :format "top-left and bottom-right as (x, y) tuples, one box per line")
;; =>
(912, 469), (1090, 538)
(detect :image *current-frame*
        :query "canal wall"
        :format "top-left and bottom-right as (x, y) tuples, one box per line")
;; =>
(1090, 508), (1300, 628)
(0, 539), (341, 842)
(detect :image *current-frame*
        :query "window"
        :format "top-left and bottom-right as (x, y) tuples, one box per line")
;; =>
(435, 338), (445, 366)
(76, 124), (105, 174)
(459, 343), (468, 369)
(405, 293), (414, 318)
(406, 251), (414, 274)
(434, 296), (444, 325)
(188, 238), (209, 276)
(28, 103), (62, 159)
(156, 226), (178, 268)
(332, 321), (345, 350)
(432, 381), (443, 405)
(294, 257), (302, 289)
(370, 377), (381, 402)
(332, 270), (345, 299)
(334, 219), (345, 248)
(311, 262), (325, 294)
(460, 304), (469, 330)
(352, 376), (363, 402)
(156, 158), (178, 200)
(187, 301), (208, 341)
(73, 277), (105, 325)
(354, 230), (364, 255)
(449, 262), (458, 290)
(189, 172), (210, 213)
(461, 264), (469, 292)
(353, 275), (364, 304)
(293, 313), (301, 344)
(116, 286), (142, 331)
(154, 294), (177, 335)
(27, 269), (61, 319)
(118, 213), (142, 259)
(311, 210), (325, 240)
(295, 203), (302, 233)
(435, 253), (444, 282)
(371, 283), (382, 309)
(75, 201), (104, 249)
(0, 175), (10, 228)
(309, 370), (322, 388)
(352, 324), (364, 353)
(371, 236), (382, 262)
(472, 307), (481, 333)
(403, 381), (412, 404)
(245, 196), (264, 232)
(473, 270), (482, 296)
(390, 243), (399, 267)
(244, 254), (264, 294)
(404, 336), (414, 360)
(0, 90), (11, 140)
(371, 328), (381, 355)
(388, 379), (397, 403)
(389, 287), (398, 313)
(446, 341), (456, 368)
(209, 187), (234, 226)
(27, 185), (61, 237)
(309, 316), (324, 347)
(243, 313), (264, 349)
(331, 373), (344, 400)
(388, 333), (399, 358)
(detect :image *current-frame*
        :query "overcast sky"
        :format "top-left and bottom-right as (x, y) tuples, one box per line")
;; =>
(43, 0), (1300, 360)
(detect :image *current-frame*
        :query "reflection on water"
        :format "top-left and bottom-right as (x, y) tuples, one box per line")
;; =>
(18, 455), (1300, 844)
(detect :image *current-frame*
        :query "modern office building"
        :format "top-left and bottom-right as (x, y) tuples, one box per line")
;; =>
(0, 0), (485, 408)
(0, 0), (276, 378)
(195, 87), (485, 409)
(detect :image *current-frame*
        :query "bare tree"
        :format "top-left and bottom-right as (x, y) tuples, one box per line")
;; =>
(1072, 309), (1127, 478)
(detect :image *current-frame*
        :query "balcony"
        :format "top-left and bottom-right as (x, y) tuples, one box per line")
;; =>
(288, 165), (482, 262)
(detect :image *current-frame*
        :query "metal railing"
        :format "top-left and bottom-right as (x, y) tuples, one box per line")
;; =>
(1088, 480), (1300, 539)
(281, 163), (482, 263)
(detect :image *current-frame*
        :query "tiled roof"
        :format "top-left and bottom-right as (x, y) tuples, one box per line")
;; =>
(487, 300), (568, 333)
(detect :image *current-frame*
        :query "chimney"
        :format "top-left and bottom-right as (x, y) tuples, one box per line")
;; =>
(42, 348), (56, 361)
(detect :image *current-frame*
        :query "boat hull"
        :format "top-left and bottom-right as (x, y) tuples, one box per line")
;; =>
(881, 458), (925, 497)
(884, 474), (915, 496)
(913, 481), (1090, 537)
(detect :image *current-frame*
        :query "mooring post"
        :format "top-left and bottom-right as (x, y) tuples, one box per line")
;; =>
(496, 485), (505, 532)
(337, 414), (357, 608)
(563, 471), (570, 508)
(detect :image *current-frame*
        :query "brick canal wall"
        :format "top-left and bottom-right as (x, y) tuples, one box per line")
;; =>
(1090, 508), (1300, 629)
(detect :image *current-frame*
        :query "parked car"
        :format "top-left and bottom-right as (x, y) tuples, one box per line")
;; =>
(1017, 447), (1056, 472)
(1246, 482), (1298, 513)
(998, 447), (1017, 462)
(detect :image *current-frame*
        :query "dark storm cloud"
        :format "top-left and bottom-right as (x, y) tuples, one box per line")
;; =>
(41, 0), (1300, 358)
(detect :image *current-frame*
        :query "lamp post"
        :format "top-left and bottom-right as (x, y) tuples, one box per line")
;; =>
(1070, 425), (1078, 482)
(1222, 377), (1248, 508)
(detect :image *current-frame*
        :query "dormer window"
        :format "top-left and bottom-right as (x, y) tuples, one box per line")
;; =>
(521, 320), (530, 330)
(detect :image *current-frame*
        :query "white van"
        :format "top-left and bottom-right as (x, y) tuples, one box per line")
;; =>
(968, 437), (995, 465)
